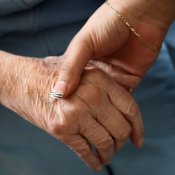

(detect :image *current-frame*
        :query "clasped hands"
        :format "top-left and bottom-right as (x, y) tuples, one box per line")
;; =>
(46, 0), (172, 169)
(0, 0), (174, 171)
(0, 52), (144, 171)
(10, 55), (144, 172)
(44, 0), (169, 170)
(3, 0), (173, 171)
(46, 57), (144, 171)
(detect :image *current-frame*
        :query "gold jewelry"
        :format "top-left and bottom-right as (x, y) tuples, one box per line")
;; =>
(105, 1), (161, 52)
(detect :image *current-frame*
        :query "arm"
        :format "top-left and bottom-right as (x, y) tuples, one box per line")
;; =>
(0, 51), (56, 128)
(120, 0), (175, 27)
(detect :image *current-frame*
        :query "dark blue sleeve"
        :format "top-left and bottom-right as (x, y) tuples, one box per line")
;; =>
(0, 0), (44, 16)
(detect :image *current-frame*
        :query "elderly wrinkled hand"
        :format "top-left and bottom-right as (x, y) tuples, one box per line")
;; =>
(48, 66), (144, 171)
(0, 53), (143, 171)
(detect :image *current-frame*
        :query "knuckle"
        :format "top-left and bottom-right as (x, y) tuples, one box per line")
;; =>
(127, 100), (139, 119)
(49, 122), (61, 135)
(49, 116), (69, 135)
(51, 105), (82, 134)
(98, 137), (114, 150)
(118, 127), (131, 141)
(77, 147), (90, 158)
(66, 106), (78, 117)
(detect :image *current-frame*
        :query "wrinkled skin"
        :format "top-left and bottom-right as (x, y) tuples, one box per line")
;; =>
(0, 53), (143, 171)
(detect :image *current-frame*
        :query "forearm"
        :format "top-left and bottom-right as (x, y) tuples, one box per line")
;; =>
(0, 51), (59, 128)
(133, 0), (175, 29)
(111, 0), (175, 30)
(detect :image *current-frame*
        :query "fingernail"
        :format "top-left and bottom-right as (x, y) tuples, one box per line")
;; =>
(137, 137), (144, 149)
(52, 80), (67, 98)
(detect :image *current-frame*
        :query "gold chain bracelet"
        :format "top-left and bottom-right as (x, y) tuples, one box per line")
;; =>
(105, 1), (162, 52)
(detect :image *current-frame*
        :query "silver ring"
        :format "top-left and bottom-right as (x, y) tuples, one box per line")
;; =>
(49, 91), (63, 99)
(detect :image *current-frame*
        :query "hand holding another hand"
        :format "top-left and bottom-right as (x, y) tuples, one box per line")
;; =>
(56, 0), (175, 96)
(47, 61), (144, 171)
(0, 53), (144, 171)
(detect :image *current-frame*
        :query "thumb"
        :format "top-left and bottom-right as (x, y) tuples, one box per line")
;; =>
(51, 34), (92, 98)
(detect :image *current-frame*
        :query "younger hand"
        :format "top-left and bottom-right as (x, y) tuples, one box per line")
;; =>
(55, 0), (170, 96)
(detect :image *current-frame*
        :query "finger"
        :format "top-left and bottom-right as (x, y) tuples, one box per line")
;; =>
(96, 104), (131, 151)
(81, 117), (114, 165)
(107, 82), (144, 148)
(52, 33), (93, 98)
(115, 139), (128, 152)
(59, 135), (103, 171)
